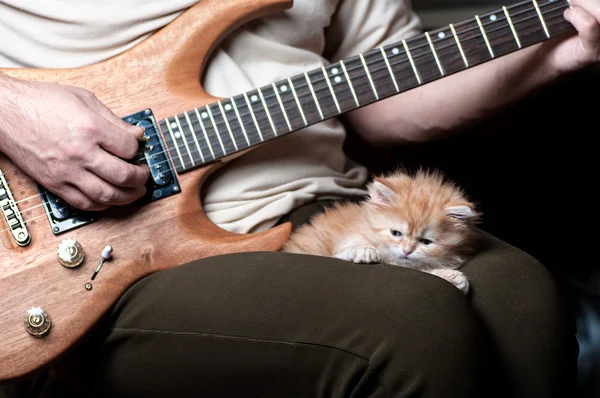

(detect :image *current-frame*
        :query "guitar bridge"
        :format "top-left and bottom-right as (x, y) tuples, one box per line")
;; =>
(0, 168), (31, 246)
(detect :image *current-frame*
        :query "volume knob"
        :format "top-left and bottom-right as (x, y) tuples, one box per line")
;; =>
(24, 307), (51, 337)
(57, 238), (85, 268)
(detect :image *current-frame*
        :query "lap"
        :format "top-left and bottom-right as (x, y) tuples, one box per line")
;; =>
(41, 202), (577, 398)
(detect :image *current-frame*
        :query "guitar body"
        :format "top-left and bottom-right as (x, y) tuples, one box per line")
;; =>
(0, 0), (293, 381)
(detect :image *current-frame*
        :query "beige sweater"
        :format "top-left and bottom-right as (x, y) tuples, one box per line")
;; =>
(0, 0), (422, 233)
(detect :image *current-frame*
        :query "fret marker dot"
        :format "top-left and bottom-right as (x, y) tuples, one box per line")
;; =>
(438, 32), (445, 39)
(334, 76), (342, 84)
(489, 14), (497, 21)
(224, 104), (232, 111)
(331, 67), (339, 75)
(170, 122), (178, 129)
(201, 112), (208, 119)
(174, 131), (182, 139)
(280, 85), (288, 92)
(251, 95), (258, 102)
(392, 48), (400, 55)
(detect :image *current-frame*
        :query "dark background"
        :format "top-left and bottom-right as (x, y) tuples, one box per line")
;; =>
(344, 1), (599, 396)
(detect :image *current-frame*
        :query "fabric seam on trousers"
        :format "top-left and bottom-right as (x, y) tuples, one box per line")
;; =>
(109, 326), (371, 362)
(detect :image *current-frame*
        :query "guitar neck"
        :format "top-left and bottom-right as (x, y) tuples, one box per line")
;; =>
(160, 0), (572, 173)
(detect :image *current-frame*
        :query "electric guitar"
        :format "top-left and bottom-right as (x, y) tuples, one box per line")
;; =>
(0, 0), (574, 381)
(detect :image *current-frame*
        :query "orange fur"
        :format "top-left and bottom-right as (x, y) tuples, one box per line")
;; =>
(281, 169), (482, 293)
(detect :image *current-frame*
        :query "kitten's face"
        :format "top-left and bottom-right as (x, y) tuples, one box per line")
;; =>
(365, 171), (480, 270)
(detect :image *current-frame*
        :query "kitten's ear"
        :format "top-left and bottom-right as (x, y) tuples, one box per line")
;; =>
(368, 179), (397, 206)
(445, 205), (476, 220)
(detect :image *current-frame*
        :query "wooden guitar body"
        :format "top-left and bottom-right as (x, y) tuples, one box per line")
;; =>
(0, 0), (293, 381)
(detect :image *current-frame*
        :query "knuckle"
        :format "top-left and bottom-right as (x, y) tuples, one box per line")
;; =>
(114, 167), (134, 185)
(72, 197), (94, 211)
(97, 188), (119, 204)
(123, 139), (139, 159)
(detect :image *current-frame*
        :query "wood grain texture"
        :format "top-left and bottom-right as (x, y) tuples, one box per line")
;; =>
(0, 0), (293, 382)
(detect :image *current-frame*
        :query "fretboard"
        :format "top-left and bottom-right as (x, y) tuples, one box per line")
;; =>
(160, 0), (572, 173)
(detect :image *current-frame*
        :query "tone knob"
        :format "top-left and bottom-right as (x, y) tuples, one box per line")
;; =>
(24, 307), (51, 337)
(57, 238), (85, 268)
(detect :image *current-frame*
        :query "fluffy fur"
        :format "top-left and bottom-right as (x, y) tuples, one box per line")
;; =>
(281, 169), (481, 294)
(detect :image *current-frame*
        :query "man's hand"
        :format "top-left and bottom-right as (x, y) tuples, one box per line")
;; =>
(546, 0), (600, 73)
(0, 75), (150, 211)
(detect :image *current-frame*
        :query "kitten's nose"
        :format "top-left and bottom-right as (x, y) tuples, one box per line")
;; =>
(402, 248), (413, 256)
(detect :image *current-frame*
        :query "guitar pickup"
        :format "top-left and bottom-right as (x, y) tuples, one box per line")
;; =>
(123, 109), (181, 203)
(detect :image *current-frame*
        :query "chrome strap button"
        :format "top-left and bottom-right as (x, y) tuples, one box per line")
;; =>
(57, 238), (85, 268)
(24, 307), (51, 337)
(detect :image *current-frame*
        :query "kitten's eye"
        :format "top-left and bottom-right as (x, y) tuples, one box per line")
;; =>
(390, 230), (402, 237)
(419, 238), (433, 245)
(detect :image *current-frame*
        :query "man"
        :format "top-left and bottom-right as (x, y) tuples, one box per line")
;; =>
(0, 0), (598, 397)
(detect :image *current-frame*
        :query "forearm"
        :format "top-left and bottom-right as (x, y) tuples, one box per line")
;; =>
(345, 39), (562, 145)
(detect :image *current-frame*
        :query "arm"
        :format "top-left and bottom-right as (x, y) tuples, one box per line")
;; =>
(344, 2), (600, 145)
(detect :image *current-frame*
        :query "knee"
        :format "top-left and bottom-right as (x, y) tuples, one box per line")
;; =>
(361, 271), (493, 396)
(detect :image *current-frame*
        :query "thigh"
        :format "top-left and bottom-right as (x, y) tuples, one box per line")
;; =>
(460, 230), (579, 398)
(49, 252), (494, 398)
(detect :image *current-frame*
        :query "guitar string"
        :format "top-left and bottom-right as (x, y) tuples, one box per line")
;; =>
(0, 2), (570, 221)
(0, 3), (570, 232)
(0, 0), (568, 185)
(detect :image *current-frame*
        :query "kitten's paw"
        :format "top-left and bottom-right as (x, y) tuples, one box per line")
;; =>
(428, 269), (470, 294)
(335, 247), (381, 264)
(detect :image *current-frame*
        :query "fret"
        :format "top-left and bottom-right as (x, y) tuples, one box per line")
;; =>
(503, 6), (522, 48)
(321, 67), (341, 114)
(361, 50), (398, 99)
(323, 63), (361, 113)
(206, 104), (229, 155)
(508, 1), (551, 48)
(182, 111), (204, 163)
(305, 69), (338, 119)
(287, 77), (308, 126)
(429, 26), (468, 75)
(229, 97), (251, 147)
(285, 75), (322, 126)
(403, 35), (443, 84)
(242, 92), (266, 142)
(188, 109), (215, 162)
(303, 72), (324, 120)
(425, 32), (446, 77)
(193, 108), (216, 160)
(257, 86), (279, 136)
(381, 45), (421, 91)
(159, 119), (185, 172)
(161, 119), (187, 171)
(196, 106), (225, 159)
(217, 100), (239, 151)
(271, 83), (292, 131)
(479, 11), (521, 58)
(339, 60), (360, 107)
(359, 54), (379, 100)
(542, 0), (573, 37)
(269, 79), (306, 131)
(233, 94), (263, 145)
(452, 18), (494, 67)
(173, 116), (196, 167)
(380, 47), (399, 92)
(343, 55), (378, 106)
(475, 15), (495, 58)
(220, 98), (251, 150)
(450, 24), (469, 68)
(245, 89), (277, 141)
(402, 40), (422, 85)
(532, 0), (550, 38)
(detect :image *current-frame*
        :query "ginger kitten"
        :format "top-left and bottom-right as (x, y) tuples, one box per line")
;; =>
(281, 169), (481, 294)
